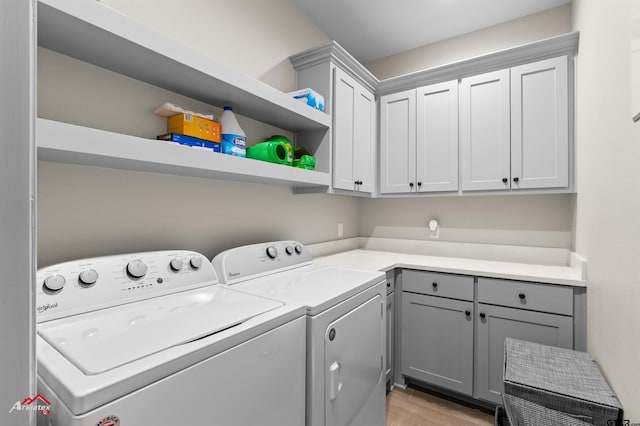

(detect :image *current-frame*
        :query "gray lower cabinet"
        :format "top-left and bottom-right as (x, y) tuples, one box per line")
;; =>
(386, 271), (395, 384)
(474, 303), (574, 404)
(401, 271), (475, 395)
(474, 277), (575, 404)
(398, 271), (583, 407)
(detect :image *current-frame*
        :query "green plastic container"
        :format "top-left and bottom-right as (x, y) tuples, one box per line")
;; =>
(293, 155), (316, 170)
(267, 135), (294, 165)
(246, 141), (288, 165)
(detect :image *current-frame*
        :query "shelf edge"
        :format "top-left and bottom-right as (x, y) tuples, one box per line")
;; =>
(37, 119), (331, 188)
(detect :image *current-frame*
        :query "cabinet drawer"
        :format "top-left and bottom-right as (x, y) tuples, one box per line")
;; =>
(403, 270), (474, 301)
(477, 277), (573, 315)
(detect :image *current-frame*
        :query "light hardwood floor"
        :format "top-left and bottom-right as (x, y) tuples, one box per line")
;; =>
(386, 387), (494, 426)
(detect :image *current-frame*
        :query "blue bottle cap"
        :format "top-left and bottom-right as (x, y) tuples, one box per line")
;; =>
(224, 106), (233, 111)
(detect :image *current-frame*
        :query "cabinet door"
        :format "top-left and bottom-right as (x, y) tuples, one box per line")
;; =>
(511, 56), (569, 189)
(386, 291), (394, 383)
(380, 89), (416, 194)
(460, 69), (511, 191)
(416, 80), (459, 192)
(475, 303), (573, 404)
(353, 86), (375, 193)
(401, 292), (474, 395)
(332, 67), (357, 191)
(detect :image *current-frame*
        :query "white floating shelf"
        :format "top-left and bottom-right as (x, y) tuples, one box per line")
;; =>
(37, 0), (330, 132)
(37, 119), (331, 188)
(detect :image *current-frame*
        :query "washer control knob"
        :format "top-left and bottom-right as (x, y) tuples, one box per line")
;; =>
(78, 269), (98, 286)
(43, 275), (66, 292)
(294, 244), (303, 254)
(266, 246), (278, 259)
(285, 246), (293, 255)
(189, 256), (202, 270)
(169, 258), (184, 272)
(126, 259), (148, 278)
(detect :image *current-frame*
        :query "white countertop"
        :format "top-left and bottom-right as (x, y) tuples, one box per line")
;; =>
(314, 249), (586, 287)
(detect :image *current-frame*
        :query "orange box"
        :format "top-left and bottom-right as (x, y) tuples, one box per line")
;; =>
(167, 113), (221, 143)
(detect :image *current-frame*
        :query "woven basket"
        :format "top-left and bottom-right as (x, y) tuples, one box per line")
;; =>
(503, 394), (595, 426)
(503, 338), (623, 425)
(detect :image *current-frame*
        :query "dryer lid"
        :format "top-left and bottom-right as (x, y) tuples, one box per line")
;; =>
(37, 286), (283, 375)
(231, 266), (385, 315)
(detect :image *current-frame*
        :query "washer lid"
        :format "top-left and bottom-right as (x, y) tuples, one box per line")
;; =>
(37, 286), (283, 375)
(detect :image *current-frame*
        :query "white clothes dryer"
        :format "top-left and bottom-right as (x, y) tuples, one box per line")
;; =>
(212, 241), (387, 426)
(35, 250), (306, 426)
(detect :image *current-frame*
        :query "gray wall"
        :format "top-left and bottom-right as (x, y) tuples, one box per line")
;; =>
(573, 0), (639, 419)
(100, 0), (329, 94)
(38, 161), (360, 266)
(360, 195), (573, 248)
(365, 5), (572, 79)
(1, 0), (35, 424)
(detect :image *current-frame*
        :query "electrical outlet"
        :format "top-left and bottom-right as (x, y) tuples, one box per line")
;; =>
(428, 219), (440, 239)
(337, 223), (344, 237)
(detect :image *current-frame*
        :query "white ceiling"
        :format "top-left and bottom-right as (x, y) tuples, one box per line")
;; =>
(292, 0), (571, 63)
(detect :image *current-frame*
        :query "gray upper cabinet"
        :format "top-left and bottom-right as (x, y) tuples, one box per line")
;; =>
(380, 89), (416, 194)
(292, 35), (577, 197)
(460, 69), (511, 191)
(415, 80), (459, 192)
(460, 56), (570, 192)
(511, 56), (569, 190)
(289, 41), (378, 196)
(333, 67), (376, 193)
(354, 88), (375, 193)
(380, 80), (458, 194)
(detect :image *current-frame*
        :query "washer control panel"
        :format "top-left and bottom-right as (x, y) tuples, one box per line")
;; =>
(212, 241), (312, 285)
(36, 250), (217, 322)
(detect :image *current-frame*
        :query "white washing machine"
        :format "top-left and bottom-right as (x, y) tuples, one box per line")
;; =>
(212, 241), (387, 426)
(35, 250), (306, 426)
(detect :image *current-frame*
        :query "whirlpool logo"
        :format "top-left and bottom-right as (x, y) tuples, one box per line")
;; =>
(37, 302), (58, 314)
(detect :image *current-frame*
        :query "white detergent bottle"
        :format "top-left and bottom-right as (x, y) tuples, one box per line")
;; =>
(220, 106), (246, 157)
